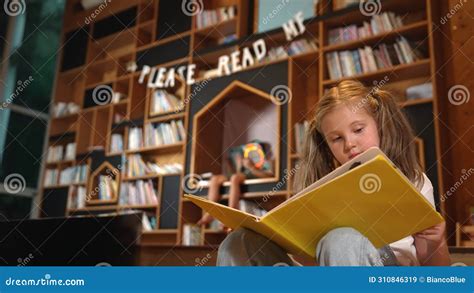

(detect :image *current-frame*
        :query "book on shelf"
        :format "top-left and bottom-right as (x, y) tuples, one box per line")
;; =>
(59, 164), (88, 185)
(113, 113), (126, 124)
(112, 92), (127, 104)
(119, 179), (158, 206)
(52, 102), (80, 118)
(406, 82), (432, 100)
(326, 37), (423, 80)
(182, 224), (201, 246)
(196, 5), (236, 29)
(47, 145), (64, 163)
(150, 90), (183, 115)
(110, 133), (124, 153)
(185, 147), (443, 257)
(239, 199), (266, 217)
(142, 213), (157, 231)
(44, 169), (59, 186)
(143, 120), (186, 147)
(217, 34), (238, 45)
(125, 154), (183, 177)
(261, 39), (318, 63)
(97, 175), (118, 201)
(68, 185), (87, 209)
(64, 142), (76, 161)
(294, 121), (309, 155)
(128, 127), (144, 150)
(328, 12), (404, 45)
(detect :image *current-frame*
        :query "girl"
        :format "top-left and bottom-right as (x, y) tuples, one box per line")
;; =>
(198, 141), (274, 227)
(216, 80), (450, 266)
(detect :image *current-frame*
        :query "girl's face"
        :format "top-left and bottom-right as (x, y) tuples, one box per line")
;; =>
(320, 103), (380, 165)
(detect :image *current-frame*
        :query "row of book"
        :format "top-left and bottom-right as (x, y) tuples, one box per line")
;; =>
(128, 120), (185, 150)
(68, 186), (87, 209)
(261, 38), (318, 63)
(119, 179), (158, 206)
(196, 5), (236, 29)
(47, 143), (76, 163)
(326, 37), (423, 80)
(142, 213), (157, 231)
(150, 90), (183, 115)
(217, 34), (238, 45)
(182, 224), (201, 246)
(59, 164), (88, 185)
(44, 169), (59, 187)
(96, 175), (118, 201)
(110, 133), (124, 153)
(144, 120), (186, 148)
(125, 154), (183, 178)
(294, 121), (309, 155)
(52, 102), (80, 118)
(328, 12), (405, 45)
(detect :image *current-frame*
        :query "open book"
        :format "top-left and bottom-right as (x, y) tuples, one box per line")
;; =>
(184, 147), (443, 258)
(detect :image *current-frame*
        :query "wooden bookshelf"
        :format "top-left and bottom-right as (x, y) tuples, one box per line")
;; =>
(39, 0), (456, 252)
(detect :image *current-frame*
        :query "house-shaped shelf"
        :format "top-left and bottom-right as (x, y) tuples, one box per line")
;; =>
(191, 81), (281, 184)
(87, 161), (120, 205)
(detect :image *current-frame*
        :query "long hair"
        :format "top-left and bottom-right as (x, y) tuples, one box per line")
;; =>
(294, 80), (423, 192)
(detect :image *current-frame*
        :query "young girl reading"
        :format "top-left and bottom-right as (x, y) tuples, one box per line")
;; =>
(197, 140), (274, 227)
(216, 80), (450, 266)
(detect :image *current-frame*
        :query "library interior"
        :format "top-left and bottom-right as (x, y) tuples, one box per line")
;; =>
(0, 0), (473, 266)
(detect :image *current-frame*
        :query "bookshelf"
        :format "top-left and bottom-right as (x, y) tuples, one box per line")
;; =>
(39, 0), (460, 252)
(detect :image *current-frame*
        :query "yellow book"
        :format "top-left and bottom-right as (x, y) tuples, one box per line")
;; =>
(184, 147), (443, 258)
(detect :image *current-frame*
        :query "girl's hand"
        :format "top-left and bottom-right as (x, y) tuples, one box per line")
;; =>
(414, 221), (451, 266)
(414, 221), (446, 244)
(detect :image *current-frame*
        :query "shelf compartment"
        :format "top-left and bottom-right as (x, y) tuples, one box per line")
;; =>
(322, 59), (431, 87)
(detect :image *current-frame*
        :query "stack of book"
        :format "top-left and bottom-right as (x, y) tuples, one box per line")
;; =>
(44, 169), (59, 186)
(113, 112), (126, 124)
(262, 39), (318, 63)
(125, 154), (183, 177)
(110, 133), (124, 153)
(142, 213), (157, 231)
(68, 186), (87, 209)
(326, 37), (423, 80)
(294, 121), (309, 154)
(239, 199), (266, 217)
(52, 102), (80, 118)
(128, 127), (144, 150)
(59, 164), (88, 185)
(217, 34), (237, 45)
(196, 5), (236, 29)
(144, 120), (186, 147)
(287, 38), (318, 56)
(328, 12), (404, 45)
(150, 90), (182, 115)
(47, 145), (64, 162)
(97, 175), (118, 200)
(64, 142), (76, 160)
(112, 92), (127, 104)
(119, 179), (158, 205)
(182, 224), (201, 246)
(406, 82), (433, 100)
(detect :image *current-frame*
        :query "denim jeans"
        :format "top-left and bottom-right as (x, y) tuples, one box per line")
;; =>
(216, 227), (398, 266)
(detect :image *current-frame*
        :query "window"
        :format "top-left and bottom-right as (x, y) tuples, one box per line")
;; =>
(0, 0), (65, 219)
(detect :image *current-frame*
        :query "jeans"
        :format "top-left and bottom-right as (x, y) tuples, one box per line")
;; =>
(216, 227), (398, 266)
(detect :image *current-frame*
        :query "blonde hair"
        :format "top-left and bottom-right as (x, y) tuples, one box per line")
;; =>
(294, 80), (423, 192)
